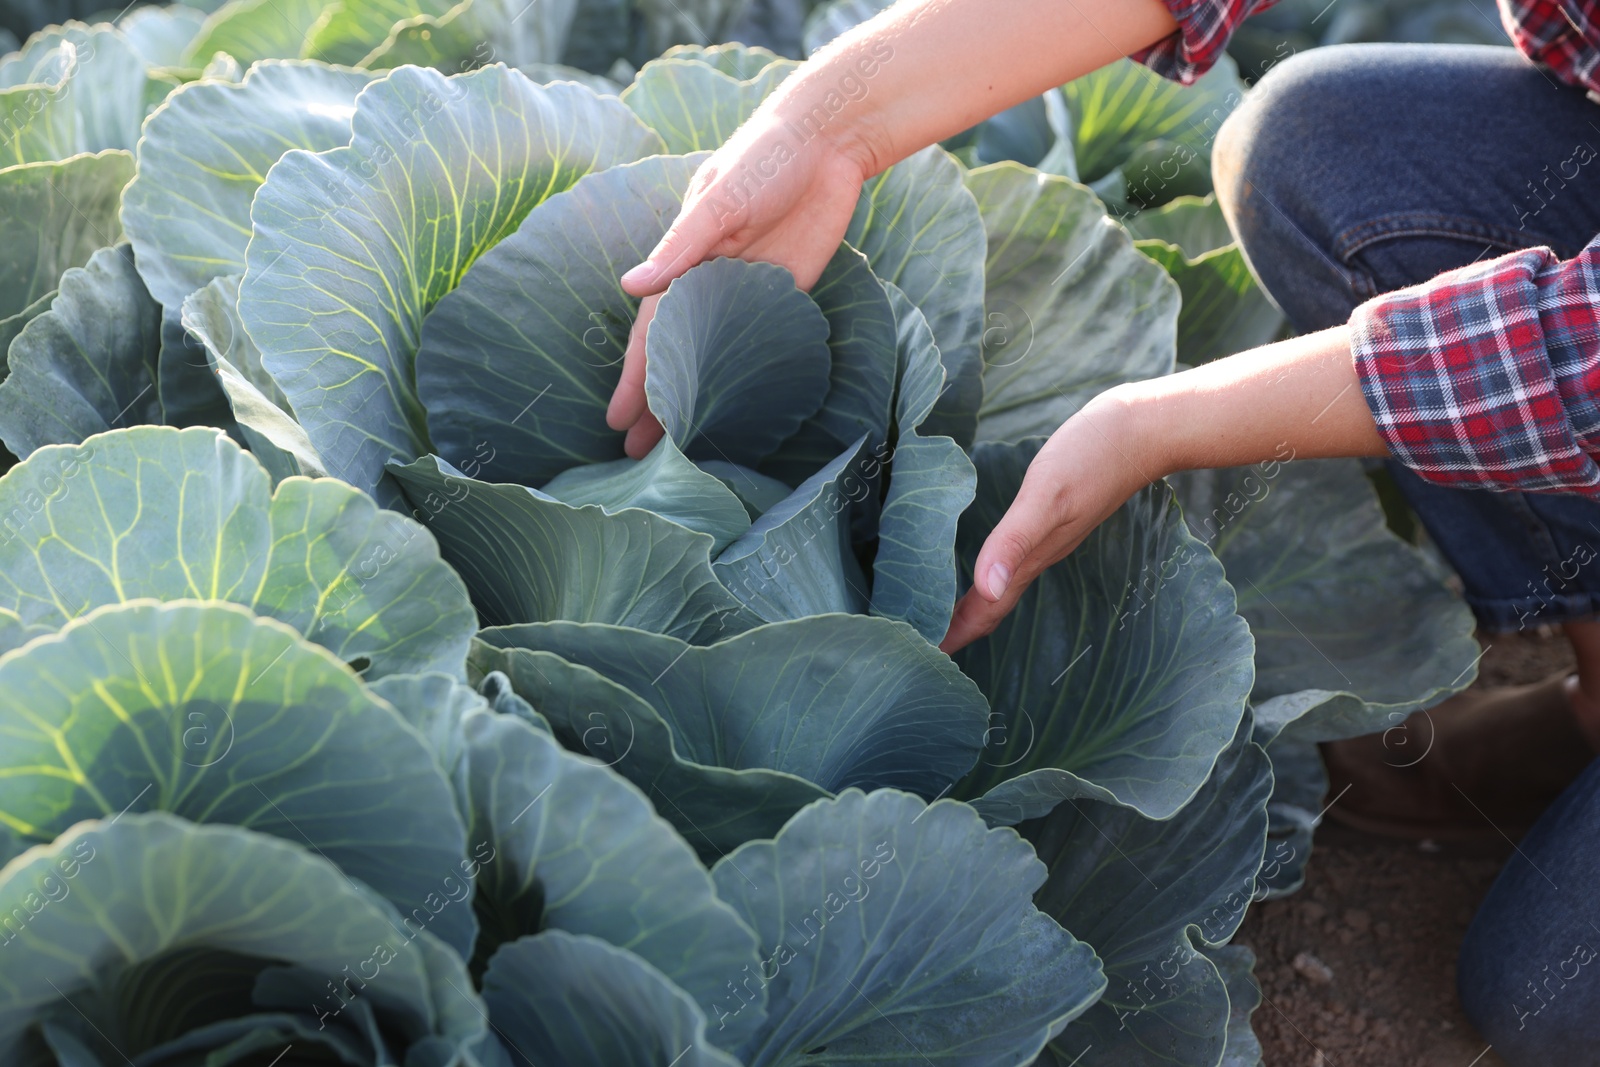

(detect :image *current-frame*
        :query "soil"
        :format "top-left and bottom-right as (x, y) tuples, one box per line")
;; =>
(1234, 628), (1576, 1067)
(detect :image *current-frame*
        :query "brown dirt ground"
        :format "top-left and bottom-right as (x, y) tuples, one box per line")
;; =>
(1234, 628), (1576, 1067)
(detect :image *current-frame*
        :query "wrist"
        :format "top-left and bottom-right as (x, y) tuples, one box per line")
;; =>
(764, 37), (900, 180)
(1092, 382), (1175, 477)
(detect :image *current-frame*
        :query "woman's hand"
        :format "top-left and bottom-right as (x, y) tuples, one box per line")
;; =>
(941, 387), (1159, 654)
(940, 325), (1390, 654)
(607, 110), (876, 458)
(606, 0), (1186, 457)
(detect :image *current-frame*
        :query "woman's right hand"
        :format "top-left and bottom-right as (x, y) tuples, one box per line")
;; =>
(605, 103), (877, 458)
(605, 0), (1189, 458)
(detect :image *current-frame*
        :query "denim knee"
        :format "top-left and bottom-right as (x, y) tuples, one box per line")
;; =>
(1211, 47), (1332, 218)
(1212, 48), (1376, 331)
(1214, 43), (1600, 333)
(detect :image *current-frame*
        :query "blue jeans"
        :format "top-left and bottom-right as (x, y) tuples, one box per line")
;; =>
(1214, 42), (1600, 634)
(1455, 758), (1600, 1063)
(1213, 43), (1600, 1065)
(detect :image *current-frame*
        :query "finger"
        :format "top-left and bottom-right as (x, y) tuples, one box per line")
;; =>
(939, 569), (1039, 654)
(939, 499), (1107, 654)
(939, 587), (999, 655)
(621, 190), (737, 297)
(969, 482), (1057, 604)
(940, 456), (1078, 653)
(624, 411), (666, 459)
(607, 294), (658, 431)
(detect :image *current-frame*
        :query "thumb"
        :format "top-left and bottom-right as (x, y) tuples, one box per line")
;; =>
(971, 506), (1049, 603)
(938, 484), (1061, 655)
(621, 194), (737, 296)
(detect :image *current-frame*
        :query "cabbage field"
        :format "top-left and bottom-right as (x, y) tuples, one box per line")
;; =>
(0, 0), (1487, 1064)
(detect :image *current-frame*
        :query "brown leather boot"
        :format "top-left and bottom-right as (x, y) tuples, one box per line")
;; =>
(1320, 672), (1599, 841)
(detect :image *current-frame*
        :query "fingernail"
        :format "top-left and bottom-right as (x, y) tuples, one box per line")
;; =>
(621, 262), (656, 288)
(986, 563), (1011, 600)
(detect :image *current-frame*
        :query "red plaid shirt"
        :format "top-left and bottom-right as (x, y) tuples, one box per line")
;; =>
(1136, 0), (1600, 495)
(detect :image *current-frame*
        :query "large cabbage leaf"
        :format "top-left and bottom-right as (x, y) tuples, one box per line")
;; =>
(1173, 457), (1478, 740)
(457, 708), (763, 1046)
(121, 59), (377, 307)
(869, 282), (975, 638)
(468, 639), (835, 855)
(117, 3), (209, 67)
(0, 813), (489, 1065)
(414, 150), (897, 494)
(472, 614), (989, 854)
(669, 26), (985, 445)
(0, 426), (474, 678)
(482, 931), (743, 1067)
(183, 273), (330, 482)
(0, 151), (132, 339)
(0, 599), (475, 956)
(1056, 55), (1246, 208)
(620, 49), (794, 152)
(414, 154), (829, 486)
(0, 25), (154, 159)
(305, 0), (464, 65)
(239, 65), (664, 501)
(1173, 457), (1480, 902)
(1026, 717), (1272, 1066)
(390, 452), (753, 640)
(712, 789), (1106, 1065)
(1125, 195), (1284, 365)
(953, 438), (1254, 824)
(0, 245), (163, 457)
(181, 0), (334, 66)
(966, 163), (1178, 442)
(845, 144), (986, 444)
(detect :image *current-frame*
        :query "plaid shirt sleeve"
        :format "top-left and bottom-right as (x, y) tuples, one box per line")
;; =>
(1134, 0), (1600, 92)
(1132, 0), (1278, 84)
(1350, 234), (1600, 496)
(1499, 0), (1600, 98)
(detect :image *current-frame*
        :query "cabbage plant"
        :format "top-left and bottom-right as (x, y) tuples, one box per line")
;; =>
(0, 427), (1106, 1066)
(201, 52), (1276, 1064)
(0, 12), (1484, 1065)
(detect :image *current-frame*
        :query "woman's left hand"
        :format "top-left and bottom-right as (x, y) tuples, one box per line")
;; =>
(939, 324), (1388, 655)
(940, 387), (1158, 654)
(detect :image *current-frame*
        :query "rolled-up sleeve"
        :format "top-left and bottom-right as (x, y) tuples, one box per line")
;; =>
(1131, 0), (1278, 83)
(1350, 235), (1600, 496)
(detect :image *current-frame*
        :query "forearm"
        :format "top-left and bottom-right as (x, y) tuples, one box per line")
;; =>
(942, 325), (1390, 651)
(767, 0), (1180, 175)
(1115, 324), (1390, 477)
